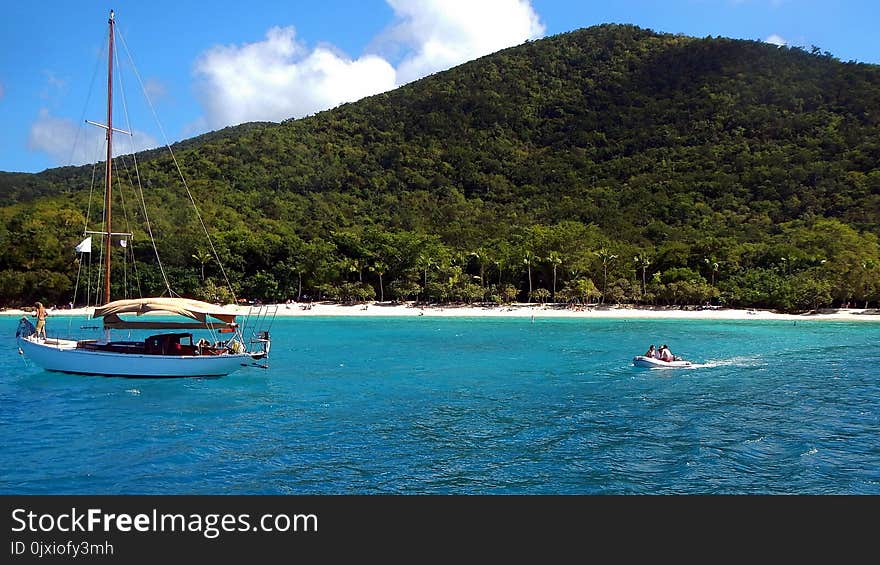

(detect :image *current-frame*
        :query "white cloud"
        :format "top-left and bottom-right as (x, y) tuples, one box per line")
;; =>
(764, 34), (787, 46)
(40, 70), (67, 101)
(194, 26), (397, 129)
(387, 0), (545, 84)
(28, 108), (159, 167)
(193, 0), (544, 130)
(45, 71), (66, 89)
(143, 78), (168, 102)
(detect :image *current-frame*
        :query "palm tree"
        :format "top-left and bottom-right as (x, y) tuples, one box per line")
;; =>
(523, 251), (536, 302)
(191, 249), (213, 282)
(417, 253), (436, 298)
(634, 254), (651, 299)
(470, 249), (487, 287)
(370, 261), (388, 302)
(594, 248), (617, 304)
(780, 255), (795, 276)
(292, 262), (305, 302)
(547, 252), (562, 300)
(704, 257), (719, 287)
(862, 259), (877, 308)
(349, 258), (364, 282)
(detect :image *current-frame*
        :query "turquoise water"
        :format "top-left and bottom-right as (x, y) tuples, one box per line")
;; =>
(2, 316), (878, 494)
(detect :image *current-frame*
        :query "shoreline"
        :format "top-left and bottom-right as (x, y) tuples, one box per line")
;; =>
(3, 302), (880, 322)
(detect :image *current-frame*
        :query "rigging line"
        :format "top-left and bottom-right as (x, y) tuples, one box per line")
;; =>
(129, 139), (174, 296)
(68, 256), (84, 337)
(114, 28), (173, 297)
(128, 217), (144, 299)
(130, 150), (173, 296)
(123, 235), (128, 298)
(72, 37), (110, 312)
(67, 26), (107, 168)
(111, 142), (146, 300)
(117, 163), (145, 301)
(77, 36), (114, 306)
(95, 138), (108, 306)
(75, 157), (101, 310)
(79, 230), (92, 309)
(267, 304), (279, 331)
(87, 251), (93, 310)
(83, 144), (102, 236)
(72, 228), (95, 310)
(240, 305), (254, 337)
(80, 77), (108, 301)
(112, 157), (133, 299)
(71, 255), (83, 309)
(129, 242), (144, 298)
(117, 29), (236, 303)
(114, 153), (144, 299)
(111, 39), (140, 301)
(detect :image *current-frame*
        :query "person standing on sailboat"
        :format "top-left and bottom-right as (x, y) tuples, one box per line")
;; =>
(34, 302), (48, 340)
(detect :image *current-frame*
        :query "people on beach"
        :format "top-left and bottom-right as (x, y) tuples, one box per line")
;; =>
(33, 302), (47, 339)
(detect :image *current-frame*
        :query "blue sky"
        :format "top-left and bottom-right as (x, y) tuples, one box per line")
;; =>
(1, 0), (877, 173)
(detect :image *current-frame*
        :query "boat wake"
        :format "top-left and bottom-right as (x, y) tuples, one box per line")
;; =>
(696, 356), (763, 369)
(633, 355), (763, 370)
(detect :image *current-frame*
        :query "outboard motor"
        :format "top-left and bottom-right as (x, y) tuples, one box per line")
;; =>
(255, 330), (271, 358)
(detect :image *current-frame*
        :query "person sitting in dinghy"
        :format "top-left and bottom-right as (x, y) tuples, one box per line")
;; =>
(644, 344), (656, 358)
(659, 345), (674, 362)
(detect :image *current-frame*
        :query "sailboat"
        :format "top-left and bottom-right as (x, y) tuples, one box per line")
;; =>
(16, 11), (272, 377)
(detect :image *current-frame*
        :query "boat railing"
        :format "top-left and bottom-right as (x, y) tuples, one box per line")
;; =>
(239, 304), (277, 357)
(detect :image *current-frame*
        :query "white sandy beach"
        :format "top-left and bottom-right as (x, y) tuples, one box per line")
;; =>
(3, 302), (880, 322)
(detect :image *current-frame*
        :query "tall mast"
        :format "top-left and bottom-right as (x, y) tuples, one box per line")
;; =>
(103, 10), (115, 304)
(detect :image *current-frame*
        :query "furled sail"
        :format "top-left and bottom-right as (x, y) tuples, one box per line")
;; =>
(93, 297), (240, 330)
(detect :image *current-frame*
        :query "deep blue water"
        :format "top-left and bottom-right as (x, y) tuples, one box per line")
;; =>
(1, 315), (878, 494)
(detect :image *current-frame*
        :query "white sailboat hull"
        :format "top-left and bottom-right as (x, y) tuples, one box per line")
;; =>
(19, 336), (255, 378)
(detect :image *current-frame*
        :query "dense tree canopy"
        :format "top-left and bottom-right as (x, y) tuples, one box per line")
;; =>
(1, 25), (879, 311)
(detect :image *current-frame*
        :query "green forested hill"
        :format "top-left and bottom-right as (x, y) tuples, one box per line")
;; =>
(2, 24), (879, 311)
